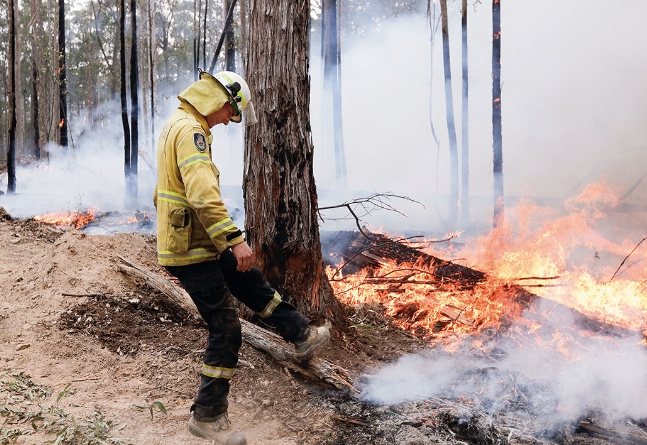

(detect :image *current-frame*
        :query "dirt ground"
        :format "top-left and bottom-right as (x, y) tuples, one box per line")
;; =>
(0, 208), (436, 445)
(2, 207), (645, 445)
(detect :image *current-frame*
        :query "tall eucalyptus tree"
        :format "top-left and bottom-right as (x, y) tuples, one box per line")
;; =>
(245, 0), (345, 323)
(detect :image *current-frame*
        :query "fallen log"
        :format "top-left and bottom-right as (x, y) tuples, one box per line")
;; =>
(579, 420), (647, 445)
(322, 230), (486, 284)
(116, 255), (356, 392)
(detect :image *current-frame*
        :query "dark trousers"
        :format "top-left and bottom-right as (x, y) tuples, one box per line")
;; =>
(165, 249), (309, 419)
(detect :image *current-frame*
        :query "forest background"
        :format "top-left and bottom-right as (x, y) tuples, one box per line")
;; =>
(0, 0), (645, 238)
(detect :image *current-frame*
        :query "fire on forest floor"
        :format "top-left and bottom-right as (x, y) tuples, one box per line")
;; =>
(318, 182), (647, 443)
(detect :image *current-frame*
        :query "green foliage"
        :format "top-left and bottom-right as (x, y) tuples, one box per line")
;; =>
(131, 400), (167, 421)
(0, 370), (130, 445)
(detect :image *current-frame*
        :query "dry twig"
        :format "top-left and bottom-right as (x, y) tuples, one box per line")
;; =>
(607, 236), (647, 285)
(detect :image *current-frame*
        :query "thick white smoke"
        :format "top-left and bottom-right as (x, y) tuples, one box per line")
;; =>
(360, 298), (647, 429)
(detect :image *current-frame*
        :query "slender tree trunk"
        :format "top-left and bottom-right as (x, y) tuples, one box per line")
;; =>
(322, 0), (346, 189)
(58, 0), (68, 148)
(31, 63), (41, 159)
(440, 0), (459, 225)
(224, 0), (236, 71)
(203, 0), (209, 70)
(426, 1), (442, 199)
(461, 0), (470, 225)
(194, 0), (200, 78)
(240, 0), (247, 70)
(245, 0), (345, 325)
(15, 20), (24, 159)
(120, 0), (132, 187)
(31, 0), (44, 159)
(7, 0), (17, 193)
(492, 0), (504, 228)
(128, 0), (139, 202)
(208, 0), (238, 73)
(148, 0), (156, 158)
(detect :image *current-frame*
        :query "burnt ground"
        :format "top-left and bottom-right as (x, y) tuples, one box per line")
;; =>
(0, 210), (646, 445)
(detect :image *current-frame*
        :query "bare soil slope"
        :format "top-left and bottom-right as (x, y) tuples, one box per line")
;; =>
(0, 210), (429, 445)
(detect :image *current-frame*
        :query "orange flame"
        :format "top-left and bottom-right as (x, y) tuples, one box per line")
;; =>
(34, 209), (97, 229)
(329, 180), (647, 346)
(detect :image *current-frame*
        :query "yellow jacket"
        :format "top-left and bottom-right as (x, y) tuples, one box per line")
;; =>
(154, 78), (244, 266)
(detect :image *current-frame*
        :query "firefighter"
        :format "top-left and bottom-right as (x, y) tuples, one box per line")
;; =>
(153, 70), (330, 445)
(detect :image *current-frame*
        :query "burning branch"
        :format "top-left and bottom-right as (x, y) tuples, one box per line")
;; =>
(607, 236), (647, 285)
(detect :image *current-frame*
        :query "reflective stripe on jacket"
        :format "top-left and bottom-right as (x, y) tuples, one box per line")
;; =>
(153, 102), (244, 266)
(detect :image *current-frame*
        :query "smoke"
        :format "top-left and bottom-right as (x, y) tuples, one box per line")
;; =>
(359, 298), (647, 429)
(311, 0), (647, 235)
(0, 78), (248, 224)
(1, 1), (644, 235)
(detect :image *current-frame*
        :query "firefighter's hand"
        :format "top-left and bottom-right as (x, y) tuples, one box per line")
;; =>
(231, 242), (255, 272)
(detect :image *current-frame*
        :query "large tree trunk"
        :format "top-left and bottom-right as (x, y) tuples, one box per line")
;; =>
(7, 0), (17, 193)
(244, 0), (345, 326)
(492, 0), (504, 228)
(439, 0), (459, 226)
(460, 0), (470, 226)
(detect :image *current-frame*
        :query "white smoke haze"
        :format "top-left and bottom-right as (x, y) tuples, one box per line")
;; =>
(312, 0), (647, 235)
(359, 301), (647, 429)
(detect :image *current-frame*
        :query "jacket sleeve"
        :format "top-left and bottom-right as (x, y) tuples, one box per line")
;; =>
(175, 125), (244, 252)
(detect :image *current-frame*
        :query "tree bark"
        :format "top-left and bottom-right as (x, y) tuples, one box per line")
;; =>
(440, 0), (459, 225)
(244, 0), (345, 326)
(492, 0), (504, 228)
